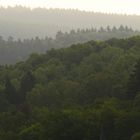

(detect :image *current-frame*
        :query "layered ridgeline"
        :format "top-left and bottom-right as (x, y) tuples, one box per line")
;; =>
(0, 36), (140, 140)
(0, 26), (140, 64)
(0, 7), (140, 39)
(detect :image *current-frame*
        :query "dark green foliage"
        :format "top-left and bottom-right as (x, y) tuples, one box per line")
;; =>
(20, 71), (35, 102)
(0, 37), (140, 140)
(131, 132), (140, 140)
(127, 59), (140, 99)
(114, 112), (140, 140)
(19, 124), (41, 140)
(5, 76), (19, 105)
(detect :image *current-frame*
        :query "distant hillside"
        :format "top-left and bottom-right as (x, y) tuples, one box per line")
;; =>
(0, 6), (140, 39)
(0, 26), (140, 64)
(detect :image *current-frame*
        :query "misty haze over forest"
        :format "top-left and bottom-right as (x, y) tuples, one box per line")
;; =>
(1, 2), (140, 140)
(1, 6), (140, 39)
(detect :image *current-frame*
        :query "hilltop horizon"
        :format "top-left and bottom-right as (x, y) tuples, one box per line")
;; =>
(0, 0), (140, 15)
(0, 6), (140, 39)
(1, 5), (140, 16)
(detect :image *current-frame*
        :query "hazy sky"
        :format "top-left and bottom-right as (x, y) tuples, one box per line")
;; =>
(1, 0), (140, 15)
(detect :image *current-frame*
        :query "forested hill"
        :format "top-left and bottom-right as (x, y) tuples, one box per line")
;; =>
(0, 26), (140, 64)
(0, 36), (140, 140)
(0, 6), (140, 39)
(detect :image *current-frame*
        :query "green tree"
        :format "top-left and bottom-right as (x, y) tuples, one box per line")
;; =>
(19, 124), (41, 140)
(5, 76), (19, 105)
(127, 59), (140, 99)
(20, 71), (35, 102)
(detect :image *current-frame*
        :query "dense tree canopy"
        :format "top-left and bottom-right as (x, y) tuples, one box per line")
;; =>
(0, 36), (140, 140)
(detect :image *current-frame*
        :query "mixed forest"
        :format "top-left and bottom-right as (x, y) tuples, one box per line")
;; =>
(0, 25), (140, 64)
(0, 36), (140, 140)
